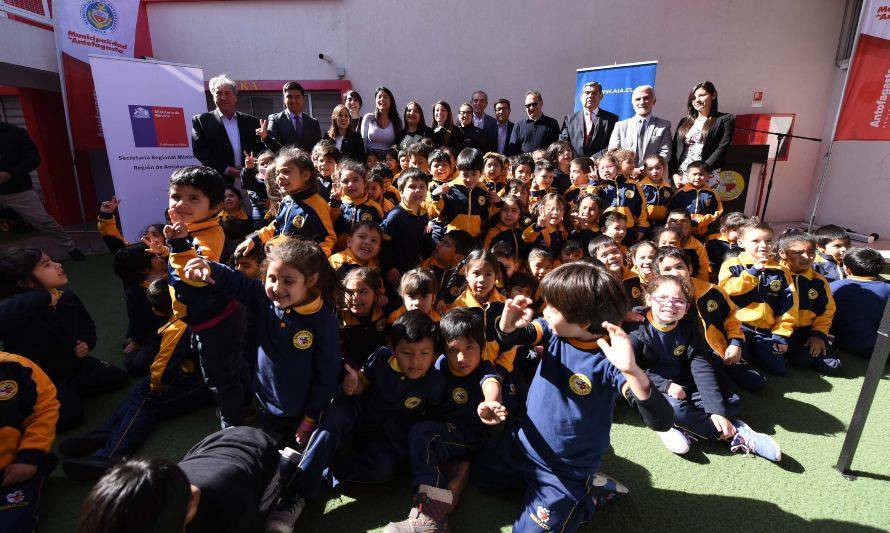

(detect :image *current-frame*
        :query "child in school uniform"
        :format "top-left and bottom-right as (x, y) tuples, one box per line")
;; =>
(830, 247), (890, 358)
(367, 173), (396, 214)
(182, 238), (341, 448)
(528, 159), (557, 210)
(241, 147), (337, 257)
(484, 194), (526, 256)
(777, 230), (843, 374)
(473, 262), (673, 532)
(340, 267), (389, 369)
(330, 160), (385, 243)
(522, 193), (568, 258)
(570, 194), (602, 253)
(240, 149), (275, 227)
(526, 247), (555, 308)
(629, 240), (657, 284)
(596, 153), (649, 241)
(662, 210), (711, 281)
(630, 275), (780, 460)
(602, 212), (629, 257)
(96, 195), (165, 254)
(559, 239), (585, 265)
(387, 268), (442, 324)
(0, 248), (127, 430)
(563, 156), (596, 209)
(638, 154), (673, 228)
(706, 212), (747, 275)
(611, 148), (637, 180)
(719, 218), (799, 379)
(482, 151), (508, 193)
(666, 160), (724, 238)
(380, 168), (431, 285)
(219, 186), (254, 250)
(328, 221), (383, 278)
(421, 232), (469, 301)
(588, 235), (643, 307)
(0, 351), (58, 533)
(429, 148), (497, 240)
(813, 224), (852, 283)
(311, 142), (341, 202)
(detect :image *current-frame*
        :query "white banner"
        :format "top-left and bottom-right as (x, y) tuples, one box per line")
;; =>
(55, 0), (140, 62)
(90, 55), (206, 242)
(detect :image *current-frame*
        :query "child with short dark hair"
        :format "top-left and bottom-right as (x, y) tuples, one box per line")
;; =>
(777, 230), (843, 374)
(340, 267), (388, 369)
(589, 235), (642, 306)
(328, 221), (382, 278)
(406, 142), (432, 176)
(559, 239), (585, 264)
(639, 154), (673, 226)
(602, 211), (629, 257)
(232, 239), (266, 280)
(569, 194), (601, 252)
(311, 141), (341, 201)
(706, 211), (747, 274)
(475, 262), (673, 532)
(387, 268), (441, 324)
(380, 168), (431, 285)
(220, 186), (254, 247)
(813, 224), (852, 282)
(421, 232), (469, 302)
(564, 156), (595, 208)
(719, 218), (799, 379)
(596, 153), (649, 241)
(522, 192), (567, 258)
(241, 149), (276, 226)
(367, 173), (395, 214)
(664, 210), (711, 281)
(0, 248), (127, 430)
(429, 148), (497, 238)
(529, 159), (557, 209)
(386, 308), (506, 531)
(330, 159), (385, 239)
(667, 160), (723, 238)
(482, 151), (508, 192)
(507, 271), (537, 299)
(632, 275), (779, 460)
(527, 246), (555, 285)
(510, 153), (535, 184)
(830, 247), (889, 357)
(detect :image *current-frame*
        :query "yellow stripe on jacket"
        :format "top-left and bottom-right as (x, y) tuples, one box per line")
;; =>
(0, 352), (59, 470)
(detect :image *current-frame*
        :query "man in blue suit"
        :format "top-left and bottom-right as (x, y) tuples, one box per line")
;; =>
(559, 81), (618, 158)
(470, 90), (497, 153)
(259, 81), (322, 153)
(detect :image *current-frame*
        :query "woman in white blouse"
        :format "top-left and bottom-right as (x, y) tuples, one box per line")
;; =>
(670, 81), (735, 187)
(360, 86), (402, 158)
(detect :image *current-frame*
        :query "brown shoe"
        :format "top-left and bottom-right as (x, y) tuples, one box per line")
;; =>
(383, 484), (453, 533)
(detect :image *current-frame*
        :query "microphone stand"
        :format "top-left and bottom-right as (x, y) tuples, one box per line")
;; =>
(734, 127), (821, 220)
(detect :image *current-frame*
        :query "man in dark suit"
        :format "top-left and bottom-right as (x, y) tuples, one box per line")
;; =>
(559, 81), (618, 158)
(191, 74), (261, 184)
(509, 91), (560, 154)
(493, 98), (516, 155)
(259, 81), (322, 153)
(470, 90), (497, 153)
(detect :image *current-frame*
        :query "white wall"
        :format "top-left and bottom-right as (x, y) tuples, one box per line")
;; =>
(0, 16), (57, 73)
(148, 0), (846, 223)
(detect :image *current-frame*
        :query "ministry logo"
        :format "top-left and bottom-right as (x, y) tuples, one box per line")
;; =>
(129, 105), (189, 148)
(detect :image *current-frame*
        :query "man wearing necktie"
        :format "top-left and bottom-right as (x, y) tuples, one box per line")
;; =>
(608, 85), (672, 174)
(560, 81), (618, 157)
(259, 81), (322, 153)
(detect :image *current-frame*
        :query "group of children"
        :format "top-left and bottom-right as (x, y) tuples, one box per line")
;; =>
(0, 134), (887, 533)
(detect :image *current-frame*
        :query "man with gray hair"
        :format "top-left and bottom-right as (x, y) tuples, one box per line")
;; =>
(509, 90), (560, 153)
(191, 74), (261, 183)
(559, 81), (619, 157)
(608, 85), (672, 171)
(470, 90), (497, 153)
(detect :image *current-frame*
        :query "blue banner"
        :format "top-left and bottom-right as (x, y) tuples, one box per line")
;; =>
(574, 61), (658, 120)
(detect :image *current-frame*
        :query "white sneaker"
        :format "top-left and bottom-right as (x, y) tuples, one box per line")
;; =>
(656, 428), (691, 454)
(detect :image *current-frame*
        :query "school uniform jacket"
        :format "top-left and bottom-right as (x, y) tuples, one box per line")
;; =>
(380, 202), (429, 274)
(522, 223), (567, 258)
(208, 263), (340, 421)
(97, 211), (128, 254)
(706, 233), (738, 274)
(785, 265), (835, 341)
(451, 288), (517, 372)
(431, 355), (500, 438)
(484, 223), (526, 257)
(149, 317), (197, 392)
(667, 185), (724, 236)
(356, 347), (446, 428)
(683, 237), (711, 282)
(167, 215), (231, 327)
(0, 289), (96, 384)
(329, 248), (379, 278)
(330, 194), (385, 235)
(597, 175), (649, 233)
(0, 352), (59, 470)
(637, 177), (673, 225)
(220, 207), (254, 244)
(718, 252), (799, 341)
(690, 278), (744, 359)
(253, 187), (337, 256)
(429, 177), (497, 237)
(813, 253), (845, 283)
(340, 307), (388, 369)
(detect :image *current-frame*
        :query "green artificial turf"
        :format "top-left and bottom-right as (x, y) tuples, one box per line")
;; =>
(38, 255), (890, 532)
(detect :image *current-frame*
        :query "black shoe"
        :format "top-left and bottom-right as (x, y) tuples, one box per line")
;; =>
(68, 248), (86, 261)
(265, 496), (306, 533)
(60, 433), (108, 458)
(62, 455), (117, 481)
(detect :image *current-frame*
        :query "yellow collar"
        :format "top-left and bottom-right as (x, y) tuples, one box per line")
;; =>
(186, 214), (221, 233)
(647, 311), (677, 332)
(291, 291), (323, 315)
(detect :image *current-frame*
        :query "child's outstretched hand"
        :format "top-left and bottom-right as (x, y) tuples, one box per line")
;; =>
(499, 295), (535, 333)
(163, 208), (188, 240)
(1, 463), (37, 487)
(255, 119), (269, 141)
(723, 344), (743, 364)
(234, 238), (255, 257)
(478, 401), (508, 425)
(99, 195), (120, 214)
(243, 151), (256, 170)
(342, 364), (365, 396)
(74, 340), (90, 358)
(710, 414), (736, 440)
(805, 336), (826, 357)
(183, 258), (215, 284)
(667, 382), (686, 400)
(774, 342), (788, 354)
(432, 183), (450, 196)
(596, 321), (637, 373)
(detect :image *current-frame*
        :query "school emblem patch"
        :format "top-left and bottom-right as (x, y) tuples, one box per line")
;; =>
(293, 330), (313, 349)
(0, 380), (18, 401)
(376, 320), (387, 332)
(662, 189), (671, 198)
(673, 345), (687, 356)
(530, 505), (551, 530)
(808, 288), (818, 300)
(5, 489), (25, 504)
(478, 195), (486, 205)
(452, 387), (469, 404)
(292, 214), (305, 229)
(706, 299), (719, 312)
(568, 373), (592, 396)
(404, 396), (422, 409)
(769, 279), (782, 292)
(450, 285), (461, 296)
(624, 189), (634, 199)
(631, 286), (641, 299)
(360, 212), (373, 222)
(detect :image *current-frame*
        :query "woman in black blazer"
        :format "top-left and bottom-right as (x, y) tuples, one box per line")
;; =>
(399, 100), (434, 150)
(670, 81), (735, 185)
(324, 104), (366, 162)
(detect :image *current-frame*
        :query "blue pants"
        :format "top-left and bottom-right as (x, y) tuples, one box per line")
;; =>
(743, 328), (788, 376)
(56, 356), (129, 431)
(295, 400), (412, 500)
(408, 421), (484, 489)
(0, 454), (56, 533)
(787, 329), (843, 374)
(92, 372), (212, 458)
(194, 304), (248, 428)
(666, 390), (742, 439)
(722, 361), (768, 391)
(472, 426), (601, 533)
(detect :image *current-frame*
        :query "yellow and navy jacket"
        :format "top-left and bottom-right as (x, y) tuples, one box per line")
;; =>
(149, 317), (197, 392)
(667, 185), (724, 237)
(528, 186), (557, 210)
(429, 177), (497, 237)
(0, 289), (96, 384)
(563, 183), (599, 209)
(830, 276), (890, 356)
(706, 233), (739, 275)
(718, 252), (799, 340)
(0, 352), (58, 470)
(386, 305), (441, 325)
(420, 256), (456, 299)
(484, 222), (526, 257)
(570, 224), (600, 255)
(637, 177), (673, 225)
(124, 280), (167, 346)
(690, 277), (744, 358)
(97, 211), (129, 253)
(206, 262), (340, 421)
(167, 215), (231, 327)
(683, 236), (711, 282)
(784, 265), (835, 341)
(629, 313), (730, 416)
(596, 175), (649, 235)
(380, 202), (429, 275)
(330, 194), (385, 235)
(253, 187), (337, 256)
(219, 207), (253, 244)
(621, 267), (644, 307)
(522, 223), (567, 258)
(340, 306), (388, 369)
(355, 346), (446, 428)
(451, 288), (518, 373)
(813, 252), (845, 283)
(431, 355), (501, 437)
(329, 248), (380, 278)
